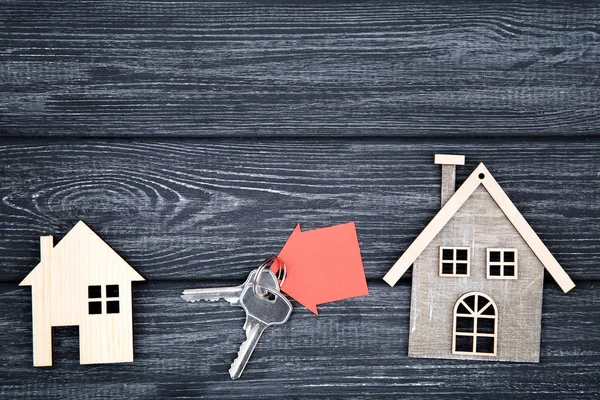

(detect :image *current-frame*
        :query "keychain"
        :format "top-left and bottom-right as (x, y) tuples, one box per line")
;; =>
(181, 257), (291, 379)
(181, 222), (369, 379)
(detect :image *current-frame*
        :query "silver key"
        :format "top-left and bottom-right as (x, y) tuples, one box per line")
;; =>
(229, 285), (292, 379)
(181, 269), (279, 306)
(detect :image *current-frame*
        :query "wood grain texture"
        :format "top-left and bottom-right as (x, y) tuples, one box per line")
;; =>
(19, 221), (144, 366)
(408, 186), (545, 362)
(0, 139), (598, 282)
(1, 1), (599, 398)
(1, 0), (599, 138)
(1, 281), (597, 399)
(385, 162), (577, 291)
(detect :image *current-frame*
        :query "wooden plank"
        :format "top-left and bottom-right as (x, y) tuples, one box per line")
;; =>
(0, 139), (598, 282)
(1, 1), (599, 138)
(1, 281), (598, 399)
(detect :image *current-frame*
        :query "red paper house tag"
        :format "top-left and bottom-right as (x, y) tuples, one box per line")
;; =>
(272, 222), (369, 315)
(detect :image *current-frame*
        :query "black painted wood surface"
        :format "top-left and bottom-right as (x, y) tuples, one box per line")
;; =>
(1, 1), (599, 399)
(0, 139), (598, 283)
(1, 1), (599, 138)
(0, 282), (598, 399)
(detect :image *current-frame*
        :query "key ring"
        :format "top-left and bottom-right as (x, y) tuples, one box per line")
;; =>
(253, 256), (287, 298)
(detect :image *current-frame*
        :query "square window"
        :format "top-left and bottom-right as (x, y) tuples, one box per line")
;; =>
(106, 285), (119, 298)
(442, 249), (454, 260)
(487, 249), (517, 279)
(88, 285), (102, 299)
(476, 336), (495, 354)
(456, 317), (474, 333)
(477, 318), (495, 334)
(489, 264), (501, 276)
(456, 249), (468, 261)
(504, 264), (515, 276)
(440, 247), (471, 277)
(106, 300), (120, 314)
(489, 251), (501, 262)
(455, 263), (468, 275)
(89, 301), (102, 315)
(504, 251), (515, 262)
(442, 263), (454, 275)
(455, 335), (473, 352)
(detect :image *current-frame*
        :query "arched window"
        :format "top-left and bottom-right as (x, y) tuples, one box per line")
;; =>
(452, 292), (497, 356)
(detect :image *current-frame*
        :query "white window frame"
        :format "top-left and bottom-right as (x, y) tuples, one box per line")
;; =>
(486, 248), (518, 280)
(452, 292), (498, 356)
(439, 246), (471, 277)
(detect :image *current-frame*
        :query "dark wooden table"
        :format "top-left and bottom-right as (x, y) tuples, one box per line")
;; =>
(1, 1), (599, 398)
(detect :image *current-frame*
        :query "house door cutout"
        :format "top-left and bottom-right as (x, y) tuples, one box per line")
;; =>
(452, 292), (497, 356)
(52, 326), (80, 364)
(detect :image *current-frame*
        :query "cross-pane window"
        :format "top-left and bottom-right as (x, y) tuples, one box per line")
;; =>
(88, 284), (120, 315)
(487, 249), (518, 279)
(439, 246), (470, 276)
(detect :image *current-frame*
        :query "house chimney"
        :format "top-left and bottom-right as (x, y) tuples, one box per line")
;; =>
(434, 154), (465, 207)
(40, 236), (54, 265)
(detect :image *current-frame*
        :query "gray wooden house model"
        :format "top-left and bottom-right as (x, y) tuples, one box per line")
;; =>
(383, 155), (575, 362)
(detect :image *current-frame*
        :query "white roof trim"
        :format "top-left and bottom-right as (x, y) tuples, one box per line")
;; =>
(383, 163), (575, 293)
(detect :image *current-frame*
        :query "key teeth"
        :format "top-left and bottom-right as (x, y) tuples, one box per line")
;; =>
(229, 338), (252, 380)
(181, 296), (220, 303)
(180, 294), (239, 306)
(229, 327), (256, 380)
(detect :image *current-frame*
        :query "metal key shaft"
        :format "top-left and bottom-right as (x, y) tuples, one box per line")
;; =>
(229, 285), (292, 379)
(181, 269), (278, 306)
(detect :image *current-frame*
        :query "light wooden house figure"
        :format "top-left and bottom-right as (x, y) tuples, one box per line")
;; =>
(383, 155), (575, 362)
(19, 221), (145, 366)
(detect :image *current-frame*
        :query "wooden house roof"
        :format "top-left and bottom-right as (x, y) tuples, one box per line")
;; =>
(383, 163), (575, 293)
(19, 220), (144, 286)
